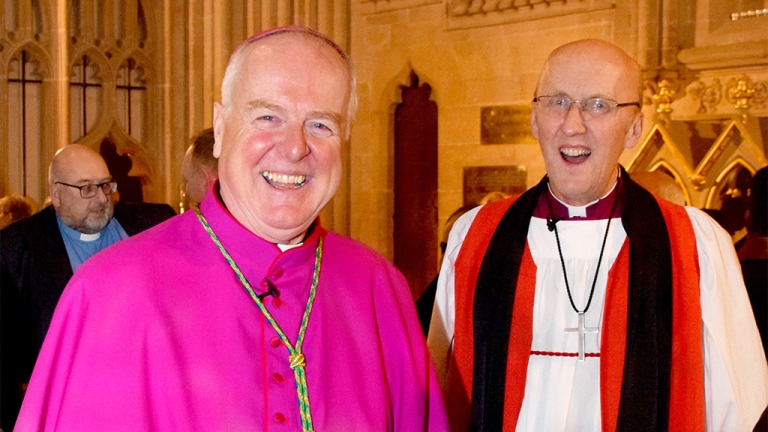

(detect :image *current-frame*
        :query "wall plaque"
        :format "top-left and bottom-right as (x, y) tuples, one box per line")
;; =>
(463, 165), (527, 205)
(481, 105), (536, 145)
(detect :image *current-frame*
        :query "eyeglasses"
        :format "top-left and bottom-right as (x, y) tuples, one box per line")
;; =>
(533, 95), (641, 117)
(55, 180), (117, 198)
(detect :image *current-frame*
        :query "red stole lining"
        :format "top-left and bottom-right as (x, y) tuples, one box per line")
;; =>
(450, 198), (514, 431)
(449, 197), (704, 431)
(659, 199), (705, 431)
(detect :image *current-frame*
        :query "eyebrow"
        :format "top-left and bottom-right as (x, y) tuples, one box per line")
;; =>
(69, 176), (113, 185)
(543, 92), (614, 100)
(306, 110), (343, 126)
(245, 99), (343, 125)
(246, 100), (285, 114)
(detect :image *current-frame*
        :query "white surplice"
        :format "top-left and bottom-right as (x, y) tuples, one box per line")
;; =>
(429, 204), (768, 431)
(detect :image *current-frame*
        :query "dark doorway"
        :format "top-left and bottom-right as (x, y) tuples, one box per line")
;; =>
(394, 71), (438, 298)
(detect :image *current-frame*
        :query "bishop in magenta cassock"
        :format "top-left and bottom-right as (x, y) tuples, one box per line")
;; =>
(17, 193), (445, 431)
(16, 26), (448, 431)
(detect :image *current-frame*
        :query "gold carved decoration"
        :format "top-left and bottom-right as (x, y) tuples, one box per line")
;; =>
(686, 74), (767, 120)
(726, 75), (756, 110)
(646, 79), (679, 123)
(726, 75), (756, 123)
(687, 78), (722, 114)
(652, 80), (677, 114)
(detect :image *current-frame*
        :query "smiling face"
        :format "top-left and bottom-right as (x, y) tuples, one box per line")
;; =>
(49, 144), (115, 234)
(213, 31), (353, 244)
(531, 39), (644, 206)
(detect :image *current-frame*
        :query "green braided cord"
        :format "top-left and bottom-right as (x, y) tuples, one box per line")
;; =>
(296, 244), (321, 354)
(195, 207), (321, 431)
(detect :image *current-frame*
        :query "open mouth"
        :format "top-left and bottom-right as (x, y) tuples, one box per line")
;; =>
(262, 171), (307, 189)
(560, 147), (590, 163)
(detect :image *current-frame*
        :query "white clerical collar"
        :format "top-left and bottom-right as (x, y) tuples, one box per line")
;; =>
(80, 232), (102, 242)
(57, 214), (104, 242)
(277, 242), (303, 252)
(547, 181), (618, 218)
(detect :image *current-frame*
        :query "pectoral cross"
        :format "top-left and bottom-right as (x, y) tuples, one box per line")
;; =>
(564, 312), (599, 361)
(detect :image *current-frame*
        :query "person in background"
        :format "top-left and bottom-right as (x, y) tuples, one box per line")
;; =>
(417, 203), (476, 334)
(0, 195), (38, 229)
(721, 195), (749, 245)
(181, 127), (218, 207)
(630, 170), (685, 206)
(15, 26), (447, 431)
(739, 165), (768, 358)
(428, 39), (767, 431)
(419, 192), (513, 335)
(0, 144), (176, 430)
(479, 190), (510, 205)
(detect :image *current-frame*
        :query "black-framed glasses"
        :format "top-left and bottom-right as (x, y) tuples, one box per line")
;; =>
(55, 180), (117, 198)
(533, 95), (641, 117)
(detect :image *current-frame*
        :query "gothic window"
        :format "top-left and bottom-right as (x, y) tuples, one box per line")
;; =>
(116, 58), (146, 142)
(66, 0), (155, 201)
(69, 55), (103, 141)
(7, 49), (44, 196)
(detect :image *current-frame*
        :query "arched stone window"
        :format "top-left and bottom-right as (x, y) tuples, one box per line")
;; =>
(116, 57), (146, 142)
(69, 53), (104, 141)
(68, 0), (157, 201)
(6, 47), (47, 198)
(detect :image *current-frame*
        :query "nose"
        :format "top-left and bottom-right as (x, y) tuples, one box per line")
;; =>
(276, 124), (311, 160)
(561, 101), (587, 135)
(94, 186), (111, 204)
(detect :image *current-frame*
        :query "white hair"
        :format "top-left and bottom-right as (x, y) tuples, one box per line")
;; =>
(220, 26), (358, 140)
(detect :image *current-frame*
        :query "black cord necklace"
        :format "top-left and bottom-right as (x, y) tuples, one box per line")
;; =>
(546, 185), (619, 360)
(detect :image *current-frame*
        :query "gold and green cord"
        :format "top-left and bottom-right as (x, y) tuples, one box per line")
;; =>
(196, 207), (321, 432)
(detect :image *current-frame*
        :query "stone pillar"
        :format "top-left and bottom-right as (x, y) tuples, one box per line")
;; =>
(637, 0), (661, 73)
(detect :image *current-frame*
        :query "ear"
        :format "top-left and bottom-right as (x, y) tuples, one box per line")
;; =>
(203, 166), (218, 183)
(49, 183), (61, 208)
(213, 102), (224, 158)
(530, 108), (540, 141)
(624, 111), (644, 150)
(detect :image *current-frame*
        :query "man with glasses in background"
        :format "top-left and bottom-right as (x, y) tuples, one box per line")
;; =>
(0, 144), (175, 430)
(428, 39), (767, 430)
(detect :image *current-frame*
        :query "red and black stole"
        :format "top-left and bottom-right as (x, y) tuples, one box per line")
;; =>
(447, 168), (705, 431)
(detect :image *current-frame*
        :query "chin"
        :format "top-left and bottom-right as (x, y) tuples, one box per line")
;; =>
(273, 216), (307, 228)
(86, 216), (111, 232)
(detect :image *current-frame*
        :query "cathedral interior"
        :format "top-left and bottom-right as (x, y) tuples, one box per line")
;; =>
(1, 0), (766, 295)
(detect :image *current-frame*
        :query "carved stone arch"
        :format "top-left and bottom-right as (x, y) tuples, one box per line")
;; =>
(648, 160), (692, 205)
(68, 47), (116, 142)
(97, 124), (160, 203)
(5, 41), (53, 78)
(379, 63), (443, 193)
(112, 49), (157, 101)
(69, 47), (115, 82)
(361, 61), (446, 263)
(115, 49), (156, 82)
(705, 158), (755, 208)
(704, 158), (755, 235)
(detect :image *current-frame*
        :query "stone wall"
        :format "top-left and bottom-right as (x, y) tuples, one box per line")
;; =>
(349, 0), (642, 263)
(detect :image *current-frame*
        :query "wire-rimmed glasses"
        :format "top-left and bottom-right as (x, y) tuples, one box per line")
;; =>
(533, 95), (641, 117)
